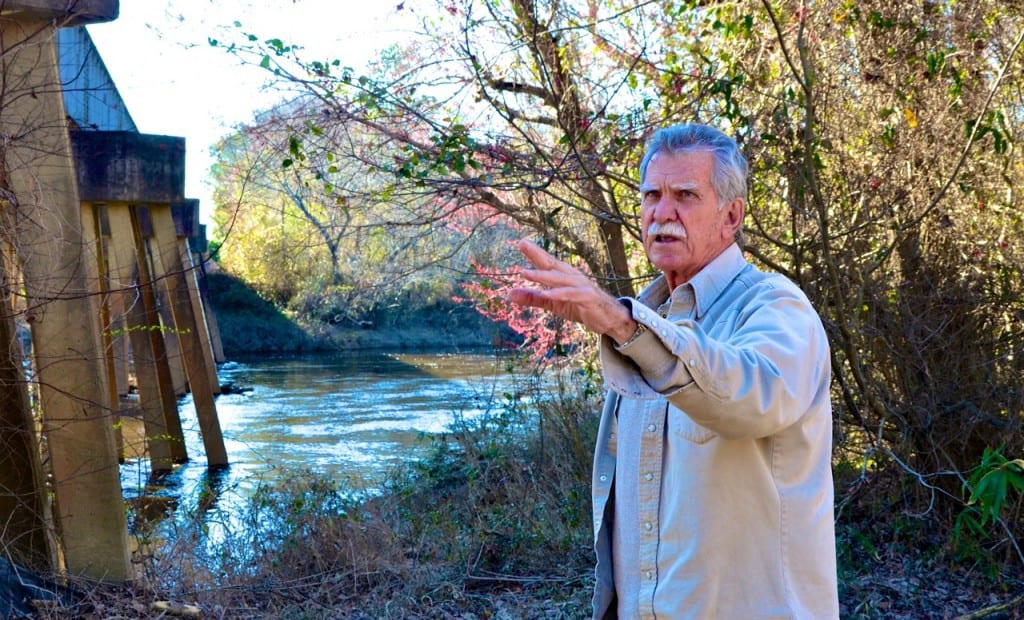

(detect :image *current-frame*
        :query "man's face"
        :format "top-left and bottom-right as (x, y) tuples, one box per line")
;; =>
(639, 149), (743, 290)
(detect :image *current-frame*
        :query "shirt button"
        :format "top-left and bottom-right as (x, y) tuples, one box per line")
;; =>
(647, 424), (656, 432)
(688, 359), (696, 366)
(599, 475), (608, 482)
(646, 570), (654, 580)
(645, 472), (654, 481)
(644, 522), (653, 531)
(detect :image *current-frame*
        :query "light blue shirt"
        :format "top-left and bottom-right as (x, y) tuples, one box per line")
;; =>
(592, 243), (839, 619)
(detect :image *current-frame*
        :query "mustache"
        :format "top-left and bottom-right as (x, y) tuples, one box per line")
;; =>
(646, 221), (688, 239)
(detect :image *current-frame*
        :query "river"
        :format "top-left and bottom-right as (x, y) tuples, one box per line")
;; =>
(119, 349), (524, 518)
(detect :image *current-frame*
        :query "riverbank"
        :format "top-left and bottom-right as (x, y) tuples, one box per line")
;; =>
(205, 271), (511, 357)
(38, 426), (1024, 619)
(135, 271), (1023, 619)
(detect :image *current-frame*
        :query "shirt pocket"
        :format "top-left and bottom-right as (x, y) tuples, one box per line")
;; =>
(668, 406), (717, 444)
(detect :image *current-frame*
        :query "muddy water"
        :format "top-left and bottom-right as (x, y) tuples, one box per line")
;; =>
(119, 350), (521, 514)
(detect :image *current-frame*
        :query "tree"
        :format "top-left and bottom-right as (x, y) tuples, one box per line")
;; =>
(211, 94), (524, 326)
(212, 0), (1024, 556)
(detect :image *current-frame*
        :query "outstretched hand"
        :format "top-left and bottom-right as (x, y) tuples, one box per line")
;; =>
(508, 239), (638, 344)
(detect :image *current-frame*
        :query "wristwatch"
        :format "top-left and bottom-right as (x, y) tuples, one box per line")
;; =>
(616, 298), (648, 348)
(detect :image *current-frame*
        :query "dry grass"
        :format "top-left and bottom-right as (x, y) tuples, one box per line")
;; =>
(19, 367), (1024, 620)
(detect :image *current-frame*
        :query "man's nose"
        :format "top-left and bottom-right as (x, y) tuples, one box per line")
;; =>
(649, 197), (674, 222)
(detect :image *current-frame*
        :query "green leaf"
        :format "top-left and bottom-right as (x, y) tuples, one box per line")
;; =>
(1007, 469), (1024, 494)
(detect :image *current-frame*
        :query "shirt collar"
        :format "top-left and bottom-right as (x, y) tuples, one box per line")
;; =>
(636, 243), (748, 320)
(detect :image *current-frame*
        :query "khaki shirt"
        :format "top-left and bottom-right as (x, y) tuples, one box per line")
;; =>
(592, 243), (839, 619)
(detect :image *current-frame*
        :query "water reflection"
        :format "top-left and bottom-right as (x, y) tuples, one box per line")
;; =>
(120, 350), (519, 512)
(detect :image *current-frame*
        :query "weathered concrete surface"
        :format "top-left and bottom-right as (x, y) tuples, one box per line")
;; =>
(71, 130), (193, 396)
(2, 0), (118, 26)
(0, 250), (56, 571)
(148, 204), (227, 466)
(70, 131), (186, 204)
(110, 202), (189, 469)
(0, 18), (131, 580)
(172, 200), (220, 394)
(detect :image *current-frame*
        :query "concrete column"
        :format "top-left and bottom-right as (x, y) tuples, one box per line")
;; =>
(172, 201), (219, 395)
(81, 201), (125, 459)
(0, 19), (130, 581)
(189, 221), (225, 365)
(146, 205), (227, 467)
(104, 203), (186, 471)
(94, 207), (131, 398)
(68, 128), (202, 472)
(134, 207), (187, 397)
(180, 240), (220, 394)
(0, 245), (58, 571)
(197, 262), (227, 365)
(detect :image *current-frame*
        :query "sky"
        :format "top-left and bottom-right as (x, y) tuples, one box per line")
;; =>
(87, 1), (422, 227)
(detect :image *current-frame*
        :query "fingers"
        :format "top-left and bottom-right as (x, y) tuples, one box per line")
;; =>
(516, 239), (559, 270)
(507, 238), (632, 337)
(507, 287), (540, 308)
(509, 238), (589, 316)
(516, 239), (586, 288)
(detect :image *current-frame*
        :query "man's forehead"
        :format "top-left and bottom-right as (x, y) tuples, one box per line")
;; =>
(641, 150), (714, 185)
(639, 179), (701, 192)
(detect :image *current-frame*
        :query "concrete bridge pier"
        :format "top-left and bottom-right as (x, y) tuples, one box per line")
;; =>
(137, 203), (227, 466)
(0, 249), (58, 571)
(0, 13), (131, 581)
(1, 0), (228, 582)
(91, 202), (186, 472)
(172, 200), (222, 397)
(71, 131), (228, 470)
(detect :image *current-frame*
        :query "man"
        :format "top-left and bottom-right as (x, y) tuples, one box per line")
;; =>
(509, 123), (839, 619)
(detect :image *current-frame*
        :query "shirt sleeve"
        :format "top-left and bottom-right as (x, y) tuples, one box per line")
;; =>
(600, 297), (696, 400)
(601, 286), (830, 440)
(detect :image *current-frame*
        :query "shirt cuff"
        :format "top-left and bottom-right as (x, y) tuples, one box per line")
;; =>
(601, 298), (693, 399)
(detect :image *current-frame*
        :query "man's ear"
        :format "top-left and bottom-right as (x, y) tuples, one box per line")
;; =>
(722, 198), (745, 239)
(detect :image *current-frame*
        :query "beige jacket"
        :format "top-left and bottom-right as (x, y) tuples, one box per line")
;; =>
(591, 244), (839, 619)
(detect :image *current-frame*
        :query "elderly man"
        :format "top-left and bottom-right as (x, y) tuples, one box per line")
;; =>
(509, 123), (839, 619)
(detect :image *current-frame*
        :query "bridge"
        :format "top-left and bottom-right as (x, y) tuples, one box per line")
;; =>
(0, 1), (227, 581)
